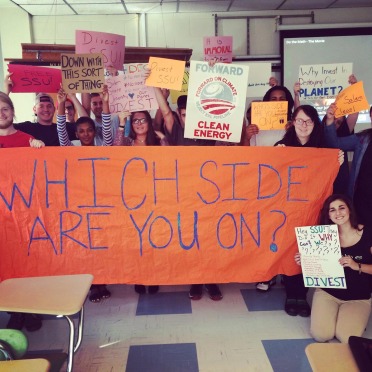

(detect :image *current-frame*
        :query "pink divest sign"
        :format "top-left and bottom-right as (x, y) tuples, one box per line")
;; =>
(106, 72), (158, 113)
(184, 61), (249, 143)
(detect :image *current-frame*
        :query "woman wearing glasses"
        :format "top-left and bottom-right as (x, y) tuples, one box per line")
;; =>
(113, 110), (169, 295)
(275, 104), (343, 317)
(113, 110), (168, 147)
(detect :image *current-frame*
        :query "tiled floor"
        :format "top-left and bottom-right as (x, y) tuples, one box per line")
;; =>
(1, 281), (372, 371)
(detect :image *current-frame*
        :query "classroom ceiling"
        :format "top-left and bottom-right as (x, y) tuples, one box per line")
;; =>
(5, 0), (372, 16)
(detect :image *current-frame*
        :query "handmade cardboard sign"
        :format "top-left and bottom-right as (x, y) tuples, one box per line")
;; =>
(106, 73), (158, 113)
(251, 101), (288, 130)
(295, 225), (346, 289)
(7, 64), (61, 93)
(0, 147), (339, 284)
(298, 63), (352, 100)
(76, 30), (125, 71)
(61, 53), (104, 93)
(184, 61), (249, 143)
(334, 81), (370, 118)
(203, 36), (233, 63)
(146, 57), (185, 91)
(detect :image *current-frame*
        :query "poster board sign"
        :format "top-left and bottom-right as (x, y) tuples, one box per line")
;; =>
(334, 81), (370, 118)
(203, 36), (233, 63)
(184, 61), (249, 143)
(251, 101), (288, 130)
(7, 64), (61, 93)
(170, 70), (190, 104)
(106, 73), (158, 113)
(76, 30), (125, 71)
(61, 53), (104, 93)
(246, 63), (271, 97)
(124, 62), (149, 75)
(298, 63), (352, 100)
(0, 147), (339, 284)
(145, 57), (185, 91)
(295, 225), (346, 288)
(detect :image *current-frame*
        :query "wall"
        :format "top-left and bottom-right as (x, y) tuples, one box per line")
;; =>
(1, 5), (372, 121)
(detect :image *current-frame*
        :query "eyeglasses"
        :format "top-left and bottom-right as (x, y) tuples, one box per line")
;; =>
(294, 118), (314, 127)
(133, 118), (147, 125)
(65, 106), (74, 111)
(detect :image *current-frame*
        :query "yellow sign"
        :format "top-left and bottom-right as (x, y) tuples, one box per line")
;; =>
(335, 81), (370, 118)
(146, 57), (185, 91)
(170, 70), (189, 103)
(251, 101), (288, 130)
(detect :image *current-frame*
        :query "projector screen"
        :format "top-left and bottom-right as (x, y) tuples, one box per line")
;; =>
(281, 28), (372, 125)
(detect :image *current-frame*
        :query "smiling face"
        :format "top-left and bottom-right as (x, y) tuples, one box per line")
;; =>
(0, 100), (14, 130)
(91, 96), (103, 119)
(76, 122), (95, 146)
(33, 101), (55, 125)
(293, 109), (314, 145)
(132, 112), (149, 136)
(328, 199), (351, 226)
(65, 101), (75, 122)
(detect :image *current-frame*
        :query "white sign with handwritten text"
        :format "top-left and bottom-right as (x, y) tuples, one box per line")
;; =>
(298, 63), (352, 100)
(295, 224), (346, 289)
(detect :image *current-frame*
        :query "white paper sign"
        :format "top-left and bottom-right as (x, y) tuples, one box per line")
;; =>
(295, 224), (346, 289)
(245, 63), (271, 97)
(184, 61), (249, 143)
(298, 63), (352, 100)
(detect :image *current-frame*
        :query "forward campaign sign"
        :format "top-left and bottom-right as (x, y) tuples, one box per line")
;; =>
(0, 146), (339, 284)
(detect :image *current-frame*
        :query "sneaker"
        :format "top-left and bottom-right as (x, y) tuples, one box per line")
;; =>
(297, 299), (311, 317)
(205, 284), (223, 301)
(256, 277), (277, 292)
(148, 285), (159, 294)
(6, 313), (25, 331)
(284, 298), (298, 316)
(24, 314), (42, 332)
(189, 284), (203, 300)
(134, 285), (146, 294)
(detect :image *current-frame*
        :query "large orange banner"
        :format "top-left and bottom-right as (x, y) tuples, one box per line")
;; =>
(0, 147), (339, 284)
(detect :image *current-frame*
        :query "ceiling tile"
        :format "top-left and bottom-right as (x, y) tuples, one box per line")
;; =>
(279, 0), (335, 10)
(17, 0), (65, 4)
(67, 0), (121, 3)
(71, 3), (127, 14)
(230, 0), (284, 11)
(19, 4), (75, 15)
(179, 1), (230, 12)
(330, 0), (372, 7)
(126, 2), (177, 13)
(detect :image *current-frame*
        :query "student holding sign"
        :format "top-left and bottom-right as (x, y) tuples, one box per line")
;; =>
(320, 74), (359, 195)
(324, 103), (372, 228)
(56, 86), (112, 147)
(113, 109), (168, 295)
(296, 194), (372, 343)
(275, 105), (344, 317)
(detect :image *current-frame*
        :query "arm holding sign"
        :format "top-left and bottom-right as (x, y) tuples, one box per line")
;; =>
(345, 74), (359, 133)
(153, 88), (170, 132)
(293, 81), (301, 110)
(67, 93), (88, 119)
(56, 87), (72, 146)
(3, 73), (13, 95)
(113, 111), (132, 146)
(154, 86), (175, 135)
(324, 104), (361, 151)
(100, 85), (113, 146)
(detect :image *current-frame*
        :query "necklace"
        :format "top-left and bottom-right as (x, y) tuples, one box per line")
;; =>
(135, 138), (145, 143)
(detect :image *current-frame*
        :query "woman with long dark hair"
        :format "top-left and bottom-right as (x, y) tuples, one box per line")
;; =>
(114, 110), (168, 294)
(295, 194), (372, 343)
